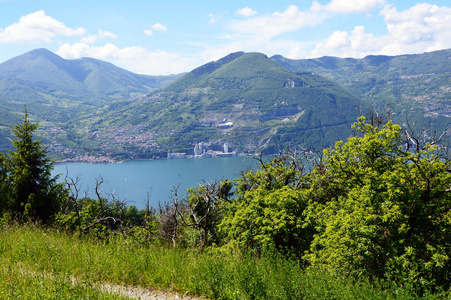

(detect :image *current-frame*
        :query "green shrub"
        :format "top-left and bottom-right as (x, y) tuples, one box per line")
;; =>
(304, 117), (451, 291)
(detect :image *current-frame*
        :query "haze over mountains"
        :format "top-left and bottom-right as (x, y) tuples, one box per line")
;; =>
(0, 48), (450, 160)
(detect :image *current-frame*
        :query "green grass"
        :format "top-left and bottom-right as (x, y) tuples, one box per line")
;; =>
(0, 223), (449, 299)
(0, 264), (129, 299)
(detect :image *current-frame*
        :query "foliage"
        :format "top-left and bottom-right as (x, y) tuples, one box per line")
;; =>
(158, 179), (233, 249)
(0, 153), (11, 215)
(220, 152), (315, 257)
(2, 109), (66, 223)
(56, 176), (152, 239)
(304, 116), (451, 290)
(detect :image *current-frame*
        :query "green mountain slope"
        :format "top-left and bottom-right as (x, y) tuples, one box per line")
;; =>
(271, 49), (451, 131)
(5, 49), (449, 161)
(66, 52), (362, 159)
(0, 48), (181, 151)
(0, 48), (181, 106)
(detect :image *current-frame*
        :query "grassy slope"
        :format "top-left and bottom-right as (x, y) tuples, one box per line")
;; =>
(0, 224), (448, 300)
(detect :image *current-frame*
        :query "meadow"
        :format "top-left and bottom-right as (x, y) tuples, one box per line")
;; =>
(1, 223), (449, 300)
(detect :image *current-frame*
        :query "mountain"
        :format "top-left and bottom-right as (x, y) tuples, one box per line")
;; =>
(3, 49), (449, 161)
(271, 49), (451, 131)
(0, 48), (181, 151)
(63, 52), (362, 159)
(0, 48), (181, 106)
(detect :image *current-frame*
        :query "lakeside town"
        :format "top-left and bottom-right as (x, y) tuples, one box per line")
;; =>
(55, 139), (242, 164)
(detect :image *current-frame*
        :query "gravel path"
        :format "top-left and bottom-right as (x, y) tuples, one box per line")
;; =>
(98, 282), (205, 300)
(18, 267), (206, 300)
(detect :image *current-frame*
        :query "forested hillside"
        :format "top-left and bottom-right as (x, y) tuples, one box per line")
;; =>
(0, 48), (450, 161)
(0, 49), (181, 152)
(272, 48), (451, 133)
(53, 52), (362, 160)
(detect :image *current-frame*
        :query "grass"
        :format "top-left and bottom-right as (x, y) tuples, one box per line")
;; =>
(0, 264), (129, 299)
(0, 223), (450, 299)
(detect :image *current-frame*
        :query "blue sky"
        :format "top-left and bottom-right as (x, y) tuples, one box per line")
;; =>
(1, 0), (451, 75)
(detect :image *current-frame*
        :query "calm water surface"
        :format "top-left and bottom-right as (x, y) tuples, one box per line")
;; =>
(52, 156), (258, 209)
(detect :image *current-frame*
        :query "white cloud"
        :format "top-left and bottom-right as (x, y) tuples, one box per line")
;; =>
(152, 23), (167, 31)
(56, 42), (200, 75)
(144, 22), (167, 35)
(197, 5), (325, 63)
(81, 29), (117, 44)
(229, 5), (323, 40)
(311, 0), (385, 14)
(381, 3), (451, 51)
(309, 3), (451, 58)
(236, 7), (258, 17)
(310, 26), (383, 58)
(0, 10), (86, 43)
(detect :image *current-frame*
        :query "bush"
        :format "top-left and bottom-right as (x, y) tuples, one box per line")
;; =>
(220, 152), (315, 258)
(304, 117), (451, 291)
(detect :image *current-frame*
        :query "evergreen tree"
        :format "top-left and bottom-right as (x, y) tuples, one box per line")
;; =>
(0, 153), (11, 215)
(5, 108), (66, 223)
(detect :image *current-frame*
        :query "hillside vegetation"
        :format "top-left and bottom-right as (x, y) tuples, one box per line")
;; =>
(272, 48), (451, 133)
(60, 52), (362, 159)
(0, 49), (181, 152)
(2, 224), (446, 299)
(0, 48), (450, 161)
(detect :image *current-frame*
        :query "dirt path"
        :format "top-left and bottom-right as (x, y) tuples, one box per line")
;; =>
(18, 267), (206, 300)
(98, 282), (205, 299)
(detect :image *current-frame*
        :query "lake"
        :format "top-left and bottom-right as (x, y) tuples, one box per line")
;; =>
(52, 156), (259, 210)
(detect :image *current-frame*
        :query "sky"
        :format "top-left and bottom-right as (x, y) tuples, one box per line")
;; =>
(1, 0), (451, 75)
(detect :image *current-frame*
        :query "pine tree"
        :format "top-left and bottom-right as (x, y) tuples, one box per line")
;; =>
(0, 153), (11, 215)
(5, 108), (66, 223)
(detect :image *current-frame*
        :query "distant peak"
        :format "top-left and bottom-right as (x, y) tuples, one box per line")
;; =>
(27, 48), (57, 57)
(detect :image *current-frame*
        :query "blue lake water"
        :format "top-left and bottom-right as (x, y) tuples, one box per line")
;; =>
(52, 156), (258, 210)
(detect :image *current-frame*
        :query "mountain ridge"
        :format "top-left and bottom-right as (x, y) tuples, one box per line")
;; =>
(63, 51), (362, 159)
(0, 48), (182, 105)
(0, 48), (182, 151)
(0, 48), (450, 160)
(271, 48), (451, 134)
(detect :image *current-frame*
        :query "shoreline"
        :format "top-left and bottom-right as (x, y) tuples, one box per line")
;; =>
(55, 152), (253, 164)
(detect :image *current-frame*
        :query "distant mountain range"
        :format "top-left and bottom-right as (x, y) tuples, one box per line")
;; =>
(0, 48), (450, 160)
(272, 49), (451, 128)
(0, 48), (180, 105)
(0, 48), (181, 151)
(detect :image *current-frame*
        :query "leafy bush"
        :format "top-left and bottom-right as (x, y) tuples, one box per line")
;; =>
(304, 117), (451, 291)
(220, 153), (315, 258)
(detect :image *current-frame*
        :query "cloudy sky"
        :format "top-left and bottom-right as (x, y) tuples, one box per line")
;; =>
(0, 0), (450, 75)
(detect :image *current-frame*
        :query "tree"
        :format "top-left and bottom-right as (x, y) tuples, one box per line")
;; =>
(185, 179), (232, 249)
(304, 116), (451, 290)
(219, 150), (315, 257)
(0, 153), (11, 215)
(5, 108), (66, 223)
